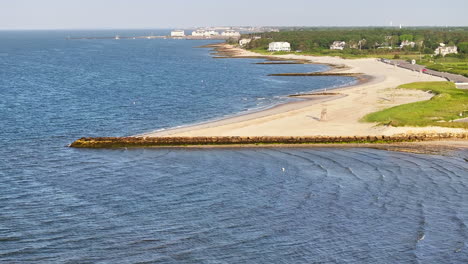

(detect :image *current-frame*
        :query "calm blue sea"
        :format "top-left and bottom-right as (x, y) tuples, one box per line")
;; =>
(1, 30), (467, 263)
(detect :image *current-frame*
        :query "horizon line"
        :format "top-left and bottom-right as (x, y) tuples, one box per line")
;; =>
(1, 25), (468, 31)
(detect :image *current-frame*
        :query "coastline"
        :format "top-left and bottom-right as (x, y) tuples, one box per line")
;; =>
(141, 43), (467, 138)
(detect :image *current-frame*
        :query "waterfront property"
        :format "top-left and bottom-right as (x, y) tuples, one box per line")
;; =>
(330, 41), (346, 50)
(222, 30), (241, 37)
(191, 30), (206, 37)
(171, 30), (185, 37)
(192, 29), (220, 37)
(268, 42), (291, 52)
(435, 43), (458, 56)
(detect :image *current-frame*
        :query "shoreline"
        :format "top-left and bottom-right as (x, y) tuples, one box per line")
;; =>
(139, 44), (377, 137)
(138, 76), (374, 137)
(141, 43), (467, 138)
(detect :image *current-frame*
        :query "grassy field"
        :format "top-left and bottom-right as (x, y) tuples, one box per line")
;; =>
(424, 61), (468, 77)
(363, 82), (468, 129)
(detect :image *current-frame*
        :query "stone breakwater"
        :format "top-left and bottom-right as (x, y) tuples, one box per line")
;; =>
(69, 133), (468, 148)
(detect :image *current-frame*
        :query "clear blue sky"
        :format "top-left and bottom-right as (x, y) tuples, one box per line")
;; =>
(1, 0), (467, 29)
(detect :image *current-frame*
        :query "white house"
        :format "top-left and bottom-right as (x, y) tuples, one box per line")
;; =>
(400, 40), (416, 48)
(435, 43), (458, 56)
(330, 41), (346, 50)
(221, 30), (241, 37)
(239, 38), (252, 47)
(171, 30), (185, 37)
(268, 42), (291, 52)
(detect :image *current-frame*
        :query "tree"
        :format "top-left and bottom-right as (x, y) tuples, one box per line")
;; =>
(458, 42), (468, 54)
(399, 34), (414, 42)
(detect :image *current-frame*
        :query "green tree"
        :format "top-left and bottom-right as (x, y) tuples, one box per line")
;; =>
(399, 34), (414, 42)
(457, 42), (468, 53)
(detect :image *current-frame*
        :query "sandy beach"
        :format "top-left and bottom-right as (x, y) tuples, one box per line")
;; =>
(142, 44), (467, 138)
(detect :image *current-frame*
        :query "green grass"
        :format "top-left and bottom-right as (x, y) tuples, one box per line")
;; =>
(424, 62), (468, 77)
(363, 82), (468, 128)
(400, 56), (468, 77)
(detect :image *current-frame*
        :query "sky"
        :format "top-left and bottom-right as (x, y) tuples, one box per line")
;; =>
(1, 0), (467, 30)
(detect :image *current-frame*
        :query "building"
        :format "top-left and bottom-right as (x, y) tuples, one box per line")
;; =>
(221, 30), (241, 37)
(191, 29), (219, 37)
(330, 41), (346, 50)
(435, 43), (458, 56)
(239, 38), (252, 47)
(400, 40), (416, 48)
(206, 30), (219, 36)
(192, 30), (206, 36)
(268, 42), (291, 52)
(171, 30), (185, 37)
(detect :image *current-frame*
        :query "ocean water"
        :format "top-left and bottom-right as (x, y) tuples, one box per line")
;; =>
(1, 30), (467, 263)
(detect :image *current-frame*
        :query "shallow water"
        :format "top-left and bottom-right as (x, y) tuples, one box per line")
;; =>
(0, 30), (467, 263)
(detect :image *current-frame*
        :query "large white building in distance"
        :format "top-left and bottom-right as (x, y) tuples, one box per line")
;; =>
(221, 30), (241, 37)
(268, 42), (291, 52)
(435, 43), (458, 56)
(171, 30), (185, 37)
(192, 30), (220, 37)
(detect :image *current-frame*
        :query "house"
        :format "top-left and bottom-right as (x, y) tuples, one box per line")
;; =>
(400, 40), (416, 48)
(171, 30), (185, 37)
(435, 43), (458, 56)
(239, 38), (252, 47)
(221, 30), (241, 37)
(268, 42), (291, 52)
(330, 41), (346, 50)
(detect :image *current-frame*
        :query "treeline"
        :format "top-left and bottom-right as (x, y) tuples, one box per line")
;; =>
(242, 28), (468, 55)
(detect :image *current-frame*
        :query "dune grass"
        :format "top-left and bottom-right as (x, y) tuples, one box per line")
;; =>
(363, 82), (468, 128)
(424, 62), (468, 77)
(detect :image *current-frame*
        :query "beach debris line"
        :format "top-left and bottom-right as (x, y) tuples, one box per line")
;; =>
(69, 133), (468, 148)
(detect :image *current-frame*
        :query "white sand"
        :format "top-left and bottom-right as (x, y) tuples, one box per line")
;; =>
(142, 46), (467, 137)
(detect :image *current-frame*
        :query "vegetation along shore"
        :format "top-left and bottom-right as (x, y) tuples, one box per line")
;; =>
(238, 27), (468, 77)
